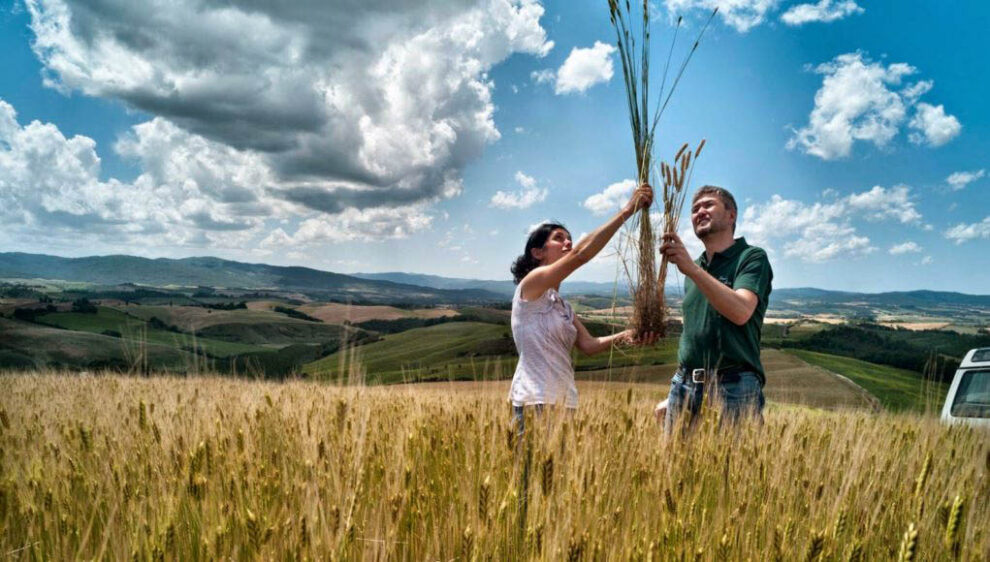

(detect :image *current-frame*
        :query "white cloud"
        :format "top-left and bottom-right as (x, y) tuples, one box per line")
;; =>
(582, 179), (636, 215)
(0, 96), (437, 251)
(944, 217), (990, 245)
(908, 103), (962, 147)
(436, 224), (479, 264)
(490, 171), (548, 210)
(0, 99), (260, 247)
(946, 169), (986, 191)
(490, 189), (547, 210)
(738, 185), (923, 262)
(844, 185), (921, 224)
(664, 0), (779, 33)
(23, 0), (553, 238)
(902, 80), (933, 102)
(531, 69), (556, 84)
(554, 41), (616, 95)
(260, 206), (434, 247)
(780, 224), (873, 262)
(787, 52), (959, 160)
(515, 171), (537, 189)
(888, 241), (921, 255)
(919, 255), (933, 265)
(780, 0), (863, 25)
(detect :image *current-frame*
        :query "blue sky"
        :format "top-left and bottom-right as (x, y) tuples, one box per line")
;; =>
(0, 0), (987, 293)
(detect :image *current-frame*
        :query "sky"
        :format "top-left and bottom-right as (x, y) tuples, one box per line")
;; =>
(0, 0), (988, 293)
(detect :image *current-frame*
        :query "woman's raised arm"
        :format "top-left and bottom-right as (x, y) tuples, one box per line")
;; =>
(520, 184), (653, 301)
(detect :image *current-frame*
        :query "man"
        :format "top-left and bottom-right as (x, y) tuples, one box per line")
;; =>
(655, 185), (773, 431)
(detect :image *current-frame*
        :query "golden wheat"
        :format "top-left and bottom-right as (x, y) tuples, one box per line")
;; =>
(0, 372), (987, 560)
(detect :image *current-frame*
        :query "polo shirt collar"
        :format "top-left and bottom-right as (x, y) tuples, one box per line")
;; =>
(698, 237), (749, 267)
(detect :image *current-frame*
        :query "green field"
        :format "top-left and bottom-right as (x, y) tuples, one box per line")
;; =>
(121, 304), (307, 331)
(303, 321), (684, 384)
(120, 304), (353, 345)
(574, 336), (679, 371)
(0, 317), (193, 370)
(35, 307), (267, 358)
(304, 322), (513, 383)
(784, 349), (946, 412)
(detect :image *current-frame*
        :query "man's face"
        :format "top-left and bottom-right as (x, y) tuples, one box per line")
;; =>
(691, 195), (735, 239)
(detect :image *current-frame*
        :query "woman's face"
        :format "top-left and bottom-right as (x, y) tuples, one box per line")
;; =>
(532, 228), (572, 266)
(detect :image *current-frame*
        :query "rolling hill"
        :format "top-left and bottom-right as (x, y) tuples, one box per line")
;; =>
(4, 252), (988, 313)
(350, 272), (628, 297)
(0, 252), (504, 305)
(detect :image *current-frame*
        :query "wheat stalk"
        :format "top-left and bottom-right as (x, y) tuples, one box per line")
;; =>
(607, 0), (716, 337)
(653, 138), (705, 333)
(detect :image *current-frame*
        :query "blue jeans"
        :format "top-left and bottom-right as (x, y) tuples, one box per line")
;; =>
(511, 404), (545, 442)
(511, 404), (545, 536)
(664, 370), (765, 433)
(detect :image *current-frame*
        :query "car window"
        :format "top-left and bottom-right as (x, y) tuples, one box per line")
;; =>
(951, 369), (990, 418)
(972, 348), (990, 363)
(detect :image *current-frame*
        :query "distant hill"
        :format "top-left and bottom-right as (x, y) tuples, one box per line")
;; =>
(0, 252), (503, 305)
(351, 272), (632, 297)
(350, 272), (990, 308)
(3, 252), (988, 310)
(771, 288), (990, 308)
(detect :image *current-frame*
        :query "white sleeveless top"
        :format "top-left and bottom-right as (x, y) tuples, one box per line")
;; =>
(508, 284), (579, 408)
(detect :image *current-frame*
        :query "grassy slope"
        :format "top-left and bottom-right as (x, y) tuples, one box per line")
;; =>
(121, 304), (306, 331)
(0, 317), (192, 370)
(303, 322), (510, 383)
(303, 322), (901, 413)
(574, 337), (679, 370)
(784, 349), (946, 412)
(35, 307), (265, 357)
(121, 304), (353, 346)
(303, 321), (679, 384)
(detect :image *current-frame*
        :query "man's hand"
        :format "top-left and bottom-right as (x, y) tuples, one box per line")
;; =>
(653, 399), (668, 424)
(659, 232), (696, 275)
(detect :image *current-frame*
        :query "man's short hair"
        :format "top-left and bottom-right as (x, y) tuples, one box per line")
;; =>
(692, 185), (737, 233)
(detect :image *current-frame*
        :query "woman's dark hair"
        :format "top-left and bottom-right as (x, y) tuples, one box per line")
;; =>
(510, 222), (569, 284)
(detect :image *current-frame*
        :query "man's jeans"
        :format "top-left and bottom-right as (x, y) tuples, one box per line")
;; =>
(664, 370), (765, 432)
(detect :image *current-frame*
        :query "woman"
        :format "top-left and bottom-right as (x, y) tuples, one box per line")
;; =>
(508, 183), (655, 421)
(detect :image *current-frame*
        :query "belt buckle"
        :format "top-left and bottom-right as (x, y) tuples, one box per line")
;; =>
(691, 368), (706, 384)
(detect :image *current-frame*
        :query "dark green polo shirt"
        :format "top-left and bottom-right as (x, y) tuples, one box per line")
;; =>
(677, 237), (773, 383)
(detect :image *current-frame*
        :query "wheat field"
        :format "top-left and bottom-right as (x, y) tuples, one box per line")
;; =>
(1, 373), (987, 561)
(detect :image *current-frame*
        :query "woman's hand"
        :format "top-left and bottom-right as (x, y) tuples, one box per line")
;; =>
(654, 399), (669, 424)
(622, 183), (654, 219)
(617, 329), (659, 347)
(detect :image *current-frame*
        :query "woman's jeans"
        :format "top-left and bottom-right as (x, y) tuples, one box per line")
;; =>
(664, 370), (765, 433)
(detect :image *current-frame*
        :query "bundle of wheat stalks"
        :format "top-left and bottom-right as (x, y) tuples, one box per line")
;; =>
(606, 0), (716, 337)
(653, 139), (705, 328)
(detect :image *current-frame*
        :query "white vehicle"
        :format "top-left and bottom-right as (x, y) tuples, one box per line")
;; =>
(940, 347), (990, 429)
